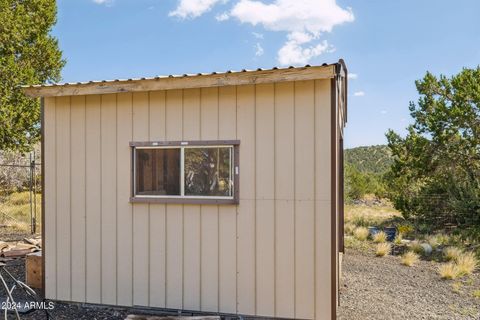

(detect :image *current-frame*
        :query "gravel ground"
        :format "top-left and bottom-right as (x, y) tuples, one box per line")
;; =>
(338, 248), (480, 320)
(0, 258), (164, 319)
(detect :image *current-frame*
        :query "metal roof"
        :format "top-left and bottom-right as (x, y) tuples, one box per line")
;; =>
(21, 63), (332, 89)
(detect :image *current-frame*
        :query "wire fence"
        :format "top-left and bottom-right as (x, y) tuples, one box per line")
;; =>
(0, 150), (41, 235)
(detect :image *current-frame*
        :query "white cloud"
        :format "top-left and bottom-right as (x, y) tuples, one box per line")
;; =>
(380, 110), (387, 114)
(255, 43), (264, 56)
(92, 0), (113, 5)
(354, 91), (365, 97)
(348, 73), (358, 80)
(215, 12), (230, 21)
(169, 0), (353, 64)
(278, 38), (334, 65)
(230, 0), (354, 65)
(170, 0), (224, 19)
(252, 32), (264, 39)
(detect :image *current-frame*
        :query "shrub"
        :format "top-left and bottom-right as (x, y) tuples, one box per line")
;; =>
(456, 252), (477, 276)
(376, 242), (391, 257)
(353, 227), (369, 241)
(401, 251), (419, 267)
(373, 231), (387, 243)
(397, 224), (414, 236)
(438, 262), (460, 280)
(444, 247), (463, 262)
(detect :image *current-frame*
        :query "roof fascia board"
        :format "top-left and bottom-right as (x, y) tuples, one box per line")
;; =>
(23, 65), (335, 98)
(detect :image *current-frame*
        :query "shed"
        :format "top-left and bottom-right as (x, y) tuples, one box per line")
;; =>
(23, 60), (347, 320)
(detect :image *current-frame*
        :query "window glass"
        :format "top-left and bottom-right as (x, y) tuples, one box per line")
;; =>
(135, 148), (180, 196)
(184, 147), (233, 197)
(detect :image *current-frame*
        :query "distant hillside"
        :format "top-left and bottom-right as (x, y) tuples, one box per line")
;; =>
(345, 145), (393, 175)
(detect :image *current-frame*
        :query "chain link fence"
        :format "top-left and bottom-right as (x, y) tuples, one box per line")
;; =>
(0, 148), (41, 235)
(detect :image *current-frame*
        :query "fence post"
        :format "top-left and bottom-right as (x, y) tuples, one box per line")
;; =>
(33, 150), (37, 234)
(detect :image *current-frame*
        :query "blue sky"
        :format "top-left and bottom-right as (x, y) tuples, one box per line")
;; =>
(54, 0), (480, 148)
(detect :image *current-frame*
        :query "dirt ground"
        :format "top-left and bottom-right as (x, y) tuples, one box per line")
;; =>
(338, 248), (480, 320)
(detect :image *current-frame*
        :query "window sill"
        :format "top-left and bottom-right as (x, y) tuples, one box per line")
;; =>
(130, 197), (239, 205)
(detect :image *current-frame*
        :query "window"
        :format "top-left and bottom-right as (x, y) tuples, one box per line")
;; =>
(131, 141), (239, 204)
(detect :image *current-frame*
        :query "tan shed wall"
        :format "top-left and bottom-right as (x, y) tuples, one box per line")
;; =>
(43, 79), (334, 319)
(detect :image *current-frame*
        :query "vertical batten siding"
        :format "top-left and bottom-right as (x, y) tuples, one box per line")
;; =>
(314, 79), (332, 320)
(274, 82), (295, 318)
(101, 94), (117, 305)
(218, 86), (237, 314)
(294, 81), (315, 319)
(55, 96), (71, 301)
(254, 83), (275, 317)
(85, 95), (102, 303)
(148, 91), (167, 308)
(44, 79), (334, 320)
(70, 96), (86, 302)
(236, 84), (256, 315)
(116, 93), (133, 306)
(44, 97), (56, 299)
(182, 88), (201, 311)
(165, 90), (184, 309)
(132, 92), (151, 306)
(200, 87), (220, 312)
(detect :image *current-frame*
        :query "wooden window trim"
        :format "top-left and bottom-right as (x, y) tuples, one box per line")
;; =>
(130, 140), (240, 205)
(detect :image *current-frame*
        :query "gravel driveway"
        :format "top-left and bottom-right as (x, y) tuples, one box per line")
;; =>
(338, 249), (480, 320)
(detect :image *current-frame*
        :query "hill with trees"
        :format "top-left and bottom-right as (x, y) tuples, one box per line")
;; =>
(345, 145), (393, 175)
(344, 145), (392, 201)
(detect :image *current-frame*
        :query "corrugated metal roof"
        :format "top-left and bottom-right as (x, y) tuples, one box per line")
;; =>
(21, 63), (329, 89)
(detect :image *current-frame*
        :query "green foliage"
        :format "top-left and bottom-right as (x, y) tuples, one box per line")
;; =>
(345, 145), (393, 174)
(386, 67), (480, 228)
(344, 163), (386, 201)
(0, 0), (65, 152)
(344, 145), (391, 201)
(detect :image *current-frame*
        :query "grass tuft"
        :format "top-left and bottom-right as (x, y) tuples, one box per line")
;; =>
(409, 241), (425, 255)
(344, 223), (356, 235)
(444, 247), (463, 262)
(426, 235), (441, 249)
(401, 251), (419, 267)
(473, 290), (480, 299)
(375, 242), (391, 257)
(353, 227), (369, 241)
(456, 252), (477, 276)
(393, 233), (403, 245)
(373, 231), (387, 243)
(438, 262), (460, 280)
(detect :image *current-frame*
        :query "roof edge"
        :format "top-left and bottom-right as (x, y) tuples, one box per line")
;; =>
(22, 64), (337, 98)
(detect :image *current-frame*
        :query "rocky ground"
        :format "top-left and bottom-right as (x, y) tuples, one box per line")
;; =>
(338, 248), (480, 320)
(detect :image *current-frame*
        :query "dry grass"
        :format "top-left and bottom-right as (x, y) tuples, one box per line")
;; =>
(444, 247), (463, 262)
(426, 235), (441, 249)
(353, 227), (369, 241)
(345, 204), (401, 227)
(0, 191), (41, 232)
(401, 251), (420, 267)
(409, 241), (425, 255)
(375, 242), (391, 257)
(474, 290), (480, 299)
(451, 282), (462, 294)
(373, 231), (387, 243)
(456, 252), (477, 276)
(344, 223), (356, 235)
(393, 233), (403, 245)
(438, 262), (461, 280)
